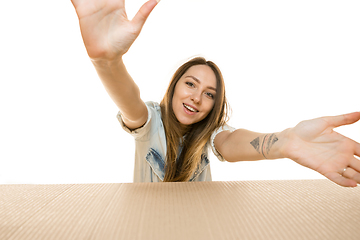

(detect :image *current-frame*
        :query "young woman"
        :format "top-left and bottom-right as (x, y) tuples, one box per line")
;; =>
(71, 0), (360, 186)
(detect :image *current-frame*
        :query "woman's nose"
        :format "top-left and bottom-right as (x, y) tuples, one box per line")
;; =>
(190, 91), (201, 104)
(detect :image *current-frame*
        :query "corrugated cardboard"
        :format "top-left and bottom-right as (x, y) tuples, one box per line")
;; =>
(1, 179), (359, 240)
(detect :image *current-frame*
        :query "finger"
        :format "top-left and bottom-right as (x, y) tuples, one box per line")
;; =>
(323, 112), (360, 129)
(324, 172), (358, 187)
(132, 0), (159, 31)
(355, 141), (360, 158)
(350, 156), (360, 172)
(342, 168), (360, 184)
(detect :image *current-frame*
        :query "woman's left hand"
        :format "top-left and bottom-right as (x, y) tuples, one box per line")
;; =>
(283, 112), (360, 187)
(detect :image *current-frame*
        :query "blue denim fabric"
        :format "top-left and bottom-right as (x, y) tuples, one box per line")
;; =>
(145, 148), (210, 182)
(118, 101), (233, 182)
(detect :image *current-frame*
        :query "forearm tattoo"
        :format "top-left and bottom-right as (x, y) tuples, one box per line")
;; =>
(250, 133), (278, 159)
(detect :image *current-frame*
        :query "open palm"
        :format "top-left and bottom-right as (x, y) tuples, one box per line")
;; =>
(285, 112), (360, 187)
(71, 0), (159, 59)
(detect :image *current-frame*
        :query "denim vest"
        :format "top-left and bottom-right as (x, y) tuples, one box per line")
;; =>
(117, 101), (235, 183)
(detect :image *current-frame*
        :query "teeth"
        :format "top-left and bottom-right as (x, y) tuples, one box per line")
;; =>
(184, 104), (198, 112)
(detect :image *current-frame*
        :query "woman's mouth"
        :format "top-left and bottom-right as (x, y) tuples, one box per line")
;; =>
(183, 103), (199, 113)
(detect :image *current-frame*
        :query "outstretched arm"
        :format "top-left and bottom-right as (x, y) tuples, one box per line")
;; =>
(71, 0), (160, 129)
(215, 129), (286, 161)
(215, 112), (360, 187)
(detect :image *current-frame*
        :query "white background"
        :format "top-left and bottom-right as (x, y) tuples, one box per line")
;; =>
(0, 0), (359, 184)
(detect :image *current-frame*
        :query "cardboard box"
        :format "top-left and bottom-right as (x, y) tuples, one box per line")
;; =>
(1, 180), (359, 239)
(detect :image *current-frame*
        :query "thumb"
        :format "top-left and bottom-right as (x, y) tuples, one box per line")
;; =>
(323, 112), (360, 128)
(131, 0), (159, 32)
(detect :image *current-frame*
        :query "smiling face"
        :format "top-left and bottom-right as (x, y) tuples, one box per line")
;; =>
(172, 65), (217, 127)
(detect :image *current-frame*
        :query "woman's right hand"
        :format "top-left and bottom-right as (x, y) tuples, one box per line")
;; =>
(71, 0), (159, 60)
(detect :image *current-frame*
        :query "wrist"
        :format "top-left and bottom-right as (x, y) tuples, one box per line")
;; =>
(277, 128), (292, 159)
(90, 55), (130, 82)
(91, 55), (124, 68)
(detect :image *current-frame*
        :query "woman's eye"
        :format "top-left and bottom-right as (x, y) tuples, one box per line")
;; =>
(186, 82), (194, 87)
(205, 92), (214, 99)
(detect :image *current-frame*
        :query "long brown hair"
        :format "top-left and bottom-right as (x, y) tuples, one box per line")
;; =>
(160, 57), (230, 182)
